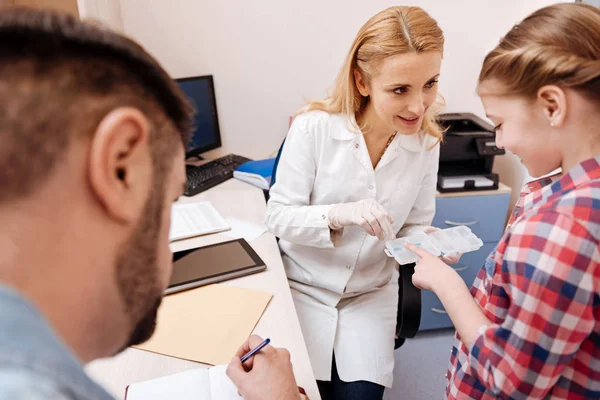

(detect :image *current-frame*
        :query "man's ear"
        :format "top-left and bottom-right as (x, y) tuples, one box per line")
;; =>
(88, 108), (153, 224)
(537, 85), (567, 128)
(354, 69), (371, 97)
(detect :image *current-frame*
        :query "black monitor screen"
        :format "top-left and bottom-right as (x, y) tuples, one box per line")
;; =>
(176, 75), (221, 157)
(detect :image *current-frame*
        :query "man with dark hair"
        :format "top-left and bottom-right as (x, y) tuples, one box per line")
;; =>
(0, 7), (301, 400)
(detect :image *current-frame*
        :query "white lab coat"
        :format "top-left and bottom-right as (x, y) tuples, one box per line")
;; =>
(265, 111), (439, 387)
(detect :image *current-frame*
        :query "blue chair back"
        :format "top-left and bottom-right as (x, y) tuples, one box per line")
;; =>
(270, 137), (286, 188)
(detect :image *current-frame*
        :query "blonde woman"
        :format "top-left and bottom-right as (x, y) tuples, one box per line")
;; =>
(265, 6), (446, 399)
(406, 3), (600, 399)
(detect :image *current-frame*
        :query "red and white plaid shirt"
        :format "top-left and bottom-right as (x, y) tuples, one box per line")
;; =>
(446, 155), (600, 399)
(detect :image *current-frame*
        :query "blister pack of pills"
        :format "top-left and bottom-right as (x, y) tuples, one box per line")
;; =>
(384, 225), (483, 265)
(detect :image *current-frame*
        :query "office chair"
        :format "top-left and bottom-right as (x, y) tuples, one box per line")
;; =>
(270, 138), (286, 188)
(395, 264), (421, 348)
(261, 138), (287, 203)
(268, 138), (422, 349)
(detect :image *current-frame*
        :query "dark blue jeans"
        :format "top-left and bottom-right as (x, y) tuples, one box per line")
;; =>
(317, 355), (385, 400)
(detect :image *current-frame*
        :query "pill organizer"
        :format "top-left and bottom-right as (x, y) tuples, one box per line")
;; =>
(384, 225), (483, 265)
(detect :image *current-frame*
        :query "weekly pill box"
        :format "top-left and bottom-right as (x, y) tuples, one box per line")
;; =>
(384, 226), (483, 265)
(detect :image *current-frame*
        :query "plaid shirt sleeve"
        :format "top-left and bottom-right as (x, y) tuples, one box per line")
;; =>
(465, 211), (598, 398)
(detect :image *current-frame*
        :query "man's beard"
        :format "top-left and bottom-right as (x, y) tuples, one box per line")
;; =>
(125, 297), (162, 348)
(114, 179), (167, 351)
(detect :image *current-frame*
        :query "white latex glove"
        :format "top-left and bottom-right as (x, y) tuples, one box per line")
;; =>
(423, 226), (462, 264)
(328, 199), (395, 241)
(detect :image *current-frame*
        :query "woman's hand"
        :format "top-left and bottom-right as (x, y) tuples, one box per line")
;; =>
(328, 199), (395, 241)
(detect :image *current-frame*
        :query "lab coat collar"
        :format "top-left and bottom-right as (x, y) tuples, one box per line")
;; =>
(330, 113), (433, 154)
(397, 132), (423, 152)
(330, 113), (360, 141)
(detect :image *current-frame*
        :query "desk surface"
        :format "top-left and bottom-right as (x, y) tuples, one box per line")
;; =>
(86, 179), (320, 400)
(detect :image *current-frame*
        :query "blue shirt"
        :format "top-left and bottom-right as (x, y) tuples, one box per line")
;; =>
(0, 284), (114, 400)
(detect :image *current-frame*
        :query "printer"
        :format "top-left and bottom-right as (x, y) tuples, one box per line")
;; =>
(436, 112), (505, 193)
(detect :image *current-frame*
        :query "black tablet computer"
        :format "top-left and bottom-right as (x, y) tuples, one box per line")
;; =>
(166, 238), (267, 295)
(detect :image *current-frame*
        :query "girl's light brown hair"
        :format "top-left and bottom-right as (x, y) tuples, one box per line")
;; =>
(478, 3), (600, 103)
(300, 6), (445, 141)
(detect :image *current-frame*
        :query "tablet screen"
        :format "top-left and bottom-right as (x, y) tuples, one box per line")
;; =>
(169, 239), (264, 289)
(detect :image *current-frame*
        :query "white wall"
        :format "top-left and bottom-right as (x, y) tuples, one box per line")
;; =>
(77, 0), (123, 31)
(113, 0), (564, 207)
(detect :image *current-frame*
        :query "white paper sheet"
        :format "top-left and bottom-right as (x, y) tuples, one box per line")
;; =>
(221, 217), (267, 242)
(126, 365), (242, 400)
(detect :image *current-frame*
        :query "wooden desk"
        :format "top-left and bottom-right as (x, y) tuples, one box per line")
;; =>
(86, 179), (320, 400)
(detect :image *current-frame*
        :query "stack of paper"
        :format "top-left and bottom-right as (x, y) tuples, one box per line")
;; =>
(439, 175), (495, 190)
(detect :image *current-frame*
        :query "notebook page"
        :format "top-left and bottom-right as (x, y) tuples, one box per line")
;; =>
(126, 368), (211, 400)
(209, 365), (243, 399)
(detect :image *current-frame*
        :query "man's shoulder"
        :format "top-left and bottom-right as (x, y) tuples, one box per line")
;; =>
(0, 285), (115, 400)
(0, 367), (72, 400)
(0, 362), (116, 400)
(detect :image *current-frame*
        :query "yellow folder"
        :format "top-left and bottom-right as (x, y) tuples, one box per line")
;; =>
(134, 284), (272, 365)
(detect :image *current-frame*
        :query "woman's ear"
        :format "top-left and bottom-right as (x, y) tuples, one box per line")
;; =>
(537, 85), (567, 127)
(353, 69), (370, 97)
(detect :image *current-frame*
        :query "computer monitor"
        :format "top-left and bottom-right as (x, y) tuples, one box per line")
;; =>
(175, 75), (222, 158)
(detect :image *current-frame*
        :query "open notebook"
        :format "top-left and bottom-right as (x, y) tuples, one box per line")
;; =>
(125, 365), (241, 400)
(169, 202), (230, 242)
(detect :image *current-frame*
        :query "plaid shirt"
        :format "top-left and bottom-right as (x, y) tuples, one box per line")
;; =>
(446, 155), (600, 399)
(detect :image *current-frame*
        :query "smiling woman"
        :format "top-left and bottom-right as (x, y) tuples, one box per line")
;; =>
(302, 6), (445, 145)
(354, 51), (442, 141)
(265, 6), (446, 400)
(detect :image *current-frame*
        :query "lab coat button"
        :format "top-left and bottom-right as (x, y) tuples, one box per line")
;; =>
(368, 185), (374, 190)
(346, 265), (352, 270)
(354, 143), (359, 148)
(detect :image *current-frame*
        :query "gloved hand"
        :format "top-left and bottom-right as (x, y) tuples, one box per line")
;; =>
(328, 199), (396, 241)
(423, 226), (462, 264)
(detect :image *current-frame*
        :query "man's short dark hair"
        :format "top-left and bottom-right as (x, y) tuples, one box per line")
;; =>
(0, 7), (194, 203)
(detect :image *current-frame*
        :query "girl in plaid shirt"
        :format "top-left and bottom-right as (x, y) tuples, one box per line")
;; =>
(406, 3), (600, 399)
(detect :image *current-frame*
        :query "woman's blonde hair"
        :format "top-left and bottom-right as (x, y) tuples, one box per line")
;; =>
(300, 6), (445, 140)
(479, 3), (600, 104)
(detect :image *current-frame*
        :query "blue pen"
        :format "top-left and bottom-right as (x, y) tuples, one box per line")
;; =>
(240, 338), (271, 363)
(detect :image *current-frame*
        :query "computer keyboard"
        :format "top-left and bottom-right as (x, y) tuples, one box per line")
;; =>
(184, 153), (252, 196)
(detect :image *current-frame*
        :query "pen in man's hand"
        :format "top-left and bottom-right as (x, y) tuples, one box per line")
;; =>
(240, 338), (271, 363)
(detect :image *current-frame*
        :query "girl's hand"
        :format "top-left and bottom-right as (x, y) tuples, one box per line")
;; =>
(423, 226), (463, 264)
(405, 243), (457, 292)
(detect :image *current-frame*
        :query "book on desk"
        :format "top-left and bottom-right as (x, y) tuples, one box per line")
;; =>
(233, 158), (275, 190)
